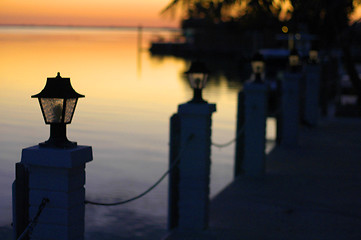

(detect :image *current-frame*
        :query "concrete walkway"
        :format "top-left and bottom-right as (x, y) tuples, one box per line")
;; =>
(165, 117), (361, 239)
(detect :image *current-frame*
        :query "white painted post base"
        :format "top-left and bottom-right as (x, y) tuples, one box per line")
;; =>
(281, 72), (301, 147)
(243, 82), (267, 177)
(19, 145), (92, 240)
(177, 102), (216, 230)
(304, 64), (321, 126)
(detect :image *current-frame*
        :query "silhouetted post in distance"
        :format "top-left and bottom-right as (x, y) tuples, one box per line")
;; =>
(168, 61), (216, 230)
(304, 50), (321, 126)
(242, 81), (268, 176)
(168, 114), (181, 230)
(234, 91), (245, 177)
(281, 50), (302, 147)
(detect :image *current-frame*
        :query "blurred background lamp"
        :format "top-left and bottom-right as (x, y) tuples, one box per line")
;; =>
(186, 61), (209, 103)
(289, 48), (300, 71)
(251, 52), (265, 83)
(309, 50), (319, 64)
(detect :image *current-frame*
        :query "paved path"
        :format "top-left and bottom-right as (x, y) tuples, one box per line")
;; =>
(165, 117), (361, 239)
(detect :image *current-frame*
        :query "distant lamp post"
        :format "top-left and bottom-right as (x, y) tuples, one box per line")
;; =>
(32, 72), (84, 148)
(186, 61), (209, 103)
(289, 48), (300, 72)
(309, 49), (319, 64)
(251, 52), (265, 83)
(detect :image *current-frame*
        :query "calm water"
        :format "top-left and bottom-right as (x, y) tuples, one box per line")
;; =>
(0, 26), (275, 239)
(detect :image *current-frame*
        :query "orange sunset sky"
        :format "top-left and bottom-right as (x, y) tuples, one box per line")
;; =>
(0, 0), (180, 27)
(1, 0), (361, 28)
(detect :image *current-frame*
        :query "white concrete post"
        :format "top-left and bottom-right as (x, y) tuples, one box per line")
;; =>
(242, 82), (268, 177)
(281, 72), (301, 147)
(20, 145), (92, 240)
(304, 64), (321, 126)
(176, 102), (216, 230)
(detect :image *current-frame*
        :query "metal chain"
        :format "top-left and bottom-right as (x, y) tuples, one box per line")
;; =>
(17, 198), (50, 240)
(211, 104), (282, 149)
(85, 134), (194, 206)
(211, 125), (245, 148)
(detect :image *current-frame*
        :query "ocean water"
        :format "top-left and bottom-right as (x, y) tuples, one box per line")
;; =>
(0, 26), (275, 239)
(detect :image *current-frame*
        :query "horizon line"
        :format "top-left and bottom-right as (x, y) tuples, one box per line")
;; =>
(0, 23), (180, 31)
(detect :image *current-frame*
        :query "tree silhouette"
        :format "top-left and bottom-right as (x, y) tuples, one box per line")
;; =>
(162, 0), (361, 113)
(162, 0), (283, 22)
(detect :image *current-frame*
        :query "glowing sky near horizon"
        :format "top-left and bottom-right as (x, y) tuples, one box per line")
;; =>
(0, 0), (360, 28)
(0, 0), (179, 27)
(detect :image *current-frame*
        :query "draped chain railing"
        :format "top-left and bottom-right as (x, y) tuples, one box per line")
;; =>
(211, 105), (282, 149)
(211, 125), (245, 148)
(85, 134), (194, 206)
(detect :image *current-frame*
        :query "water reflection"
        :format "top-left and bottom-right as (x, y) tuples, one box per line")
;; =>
(0, 26), (267, 238)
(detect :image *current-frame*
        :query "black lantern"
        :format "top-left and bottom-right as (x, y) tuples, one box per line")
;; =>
(32, 72), (84, 148)
(251, 52), (265, 83)
(289, 48), (300, 72)
(186, 61), (209, 103)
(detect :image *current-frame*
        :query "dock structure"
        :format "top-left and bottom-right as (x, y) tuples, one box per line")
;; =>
(164, 117), (361, 239)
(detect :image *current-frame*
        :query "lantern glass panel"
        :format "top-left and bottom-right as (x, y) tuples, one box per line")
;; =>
(64, 98), (77, 123)
(289, 55), (299, 67)
(252, 61), (265, 74)
(189, 73), (208, 89)
(40, 98), (64, 123)
(309, 50), (318, 62)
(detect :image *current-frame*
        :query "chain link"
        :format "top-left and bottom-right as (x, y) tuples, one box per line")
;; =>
(211, 125), (245, 148)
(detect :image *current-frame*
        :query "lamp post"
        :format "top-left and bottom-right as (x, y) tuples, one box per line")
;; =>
(251, 52), (265, 83)
(240, 52), (268, 176)
(167, 60), (216, 231)
(289, 48), (301, 72)
(186, 61), (209, 103)
(13, 72), (92, 240)
(304, 48), (321, 126)
(32, 72), (84, 148)
(282, 48), (302, 147)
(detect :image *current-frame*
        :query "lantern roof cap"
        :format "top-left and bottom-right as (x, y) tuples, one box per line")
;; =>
(185, 61), (209, 74)
(32, 72), (84, 99)
(252, 51), (264, 61)
(290, 48), (299, 56)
